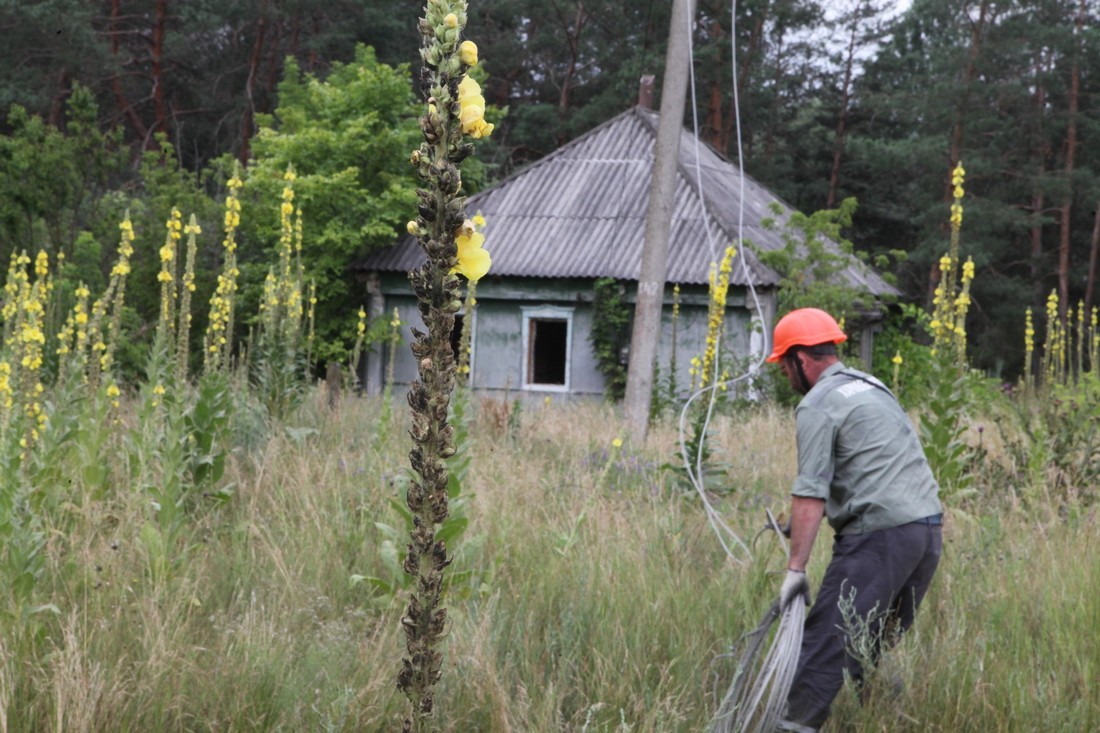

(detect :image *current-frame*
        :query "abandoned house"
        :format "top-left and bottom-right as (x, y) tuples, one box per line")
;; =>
(352, 105), (897, 400)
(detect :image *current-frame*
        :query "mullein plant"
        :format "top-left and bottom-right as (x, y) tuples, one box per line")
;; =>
(176, 216), (201, 385)
(0, 250), (52, 611)
(1042, 290), (1065, 385)
(919, 162), (976, 501)
(1090, 307), (1099, 380)
(145, 208), (184, 402)
(1032, 291), (1100, 389)
(398, 2), (492, 730)
(350, 306), (368, 391)
(204, 166), (244, 374)
(455, 213), (484, 387)
(254, 167), (309, 418)
(891, 351), (904, 393)
(928, 163), (975, 367)
(380, 307), (403, 429)
(679, 247), (736, 493)
(305, 280), (317, 373)
(700, 245), (737, 391)
(156, 208), (183, 345)
(79, 214), (137, 401)
(1, 250), (51, 453)
(1023, 307), (1036, 393)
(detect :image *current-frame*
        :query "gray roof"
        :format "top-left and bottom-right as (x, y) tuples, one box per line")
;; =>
(357, 107), (897, 295)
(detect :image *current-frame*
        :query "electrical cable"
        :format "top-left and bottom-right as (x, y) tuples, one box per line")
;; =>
(676, 0), (769, 566)
(709, 600), (805, 733)
(708, 510), (804, 733)
(678, 3), (806, 728)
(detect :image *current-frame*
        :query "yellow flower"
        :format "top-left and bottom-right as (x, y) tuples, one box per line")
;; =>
(457, 76), (494, 139)
(407, 220), (420, 236)
(459, 40), (478, 66)
(106, 384), (121, 399)
(962, 257), (975, 282)
(459, 97), (484, 127)
(452, 222), (491, 281)
(951, 162), (966, 187)
(612, 438), (623, 449)
(892, 352), (903, 366)
(444, 13), (458, 28)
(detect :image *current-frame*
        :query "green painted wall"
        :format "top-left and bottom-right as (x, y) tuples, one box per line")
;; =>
(360, 273), (775, 401)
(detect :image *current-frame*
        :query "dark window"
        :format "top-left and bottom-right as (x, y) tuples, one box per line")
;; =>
(528, 318), (568, 385)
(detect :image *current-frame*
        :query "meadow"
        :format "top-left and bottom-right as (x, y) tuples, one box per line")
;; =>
(0, 15), (1094, 729)
(1, 384), (1095, 732)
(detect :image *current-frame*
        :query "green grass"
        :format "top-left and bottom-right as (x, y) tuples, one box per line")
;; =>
(1, 391), (1098, 731)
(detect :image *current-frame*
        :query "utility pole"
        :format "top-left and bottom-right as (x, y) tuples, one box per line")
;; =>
(623, 0), (696, 442)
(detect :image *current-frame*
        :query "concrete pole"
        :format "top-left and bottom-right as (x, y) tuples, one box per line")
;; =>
(623, 0), (696, 442)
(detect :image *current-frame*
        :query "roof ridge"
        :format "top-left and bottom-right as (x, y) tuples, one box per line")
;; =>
(467, 106), (651, 206)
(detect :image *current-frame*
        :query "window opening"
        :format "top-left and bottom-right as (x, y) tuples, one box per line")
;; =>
(522, 305), (573, 391)
(528, 318), (568, 385)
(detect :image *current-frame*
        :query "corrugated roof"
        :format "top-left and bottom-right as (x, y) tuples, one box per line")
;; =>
(357, 107), (897, 295)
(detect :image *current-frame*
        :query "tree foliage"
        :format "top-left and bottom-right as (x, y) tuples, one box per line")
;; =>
(1, 0), (1099, 378)
(245, 45), (421, 361)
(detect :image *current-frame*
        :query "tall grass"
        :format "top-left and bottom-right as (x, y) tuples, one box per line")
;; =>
(2, 393), (1095, 731)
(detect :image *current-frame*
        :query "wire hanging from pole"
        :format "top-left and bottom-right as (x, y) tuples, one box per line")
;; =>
(676, 0), (769, 566)
(678, 3), (806, 729)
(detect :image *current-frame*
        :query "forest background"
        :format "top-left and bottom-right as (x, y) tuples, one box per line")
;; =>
(1, 0), (1098, 378)
(0, 2), (1098, 731)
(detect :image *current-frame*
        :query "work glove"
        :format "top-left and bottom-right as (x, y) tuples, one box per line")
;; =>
(779, 569), (811, 609)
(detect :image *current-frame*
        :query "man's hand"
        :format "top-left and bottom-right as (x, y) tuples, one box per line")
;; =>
(779, 569), (811, 609)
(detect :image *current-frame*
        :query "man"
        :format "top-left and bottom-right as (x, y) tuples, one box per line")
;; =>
(767, 308), (943, 733)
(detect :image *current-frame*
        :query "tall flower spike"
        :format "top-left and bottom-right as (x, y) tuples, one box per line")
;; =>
(397, 2), (491, 731)
(176, 216), (200, 384)
(930, 162), (972, 367)
(100, 213), (137, 382)
(204, 167), (244, 373)
(700, 245), (736, 388)
(157, 207), (183, 344)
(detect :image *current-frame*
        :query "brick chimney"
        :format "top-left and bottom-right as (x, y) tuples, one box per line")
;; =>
(638, 75), (655, 109)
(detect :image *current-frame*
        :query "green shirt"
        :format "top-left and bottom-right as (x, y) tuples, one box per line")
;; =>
(791, 362), (942, 534)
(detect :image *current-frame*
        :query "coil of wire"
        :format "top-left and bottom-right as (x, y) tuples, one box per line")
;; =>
(709, 598), (805, 733)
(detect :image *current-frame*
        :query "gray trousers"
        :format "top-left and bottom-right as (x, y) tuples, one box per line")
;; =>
(785, 518), (942, 728)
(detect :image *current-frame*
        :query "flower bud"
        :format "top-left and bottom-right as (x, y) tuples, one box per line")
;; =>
(459, 40), (478, 66)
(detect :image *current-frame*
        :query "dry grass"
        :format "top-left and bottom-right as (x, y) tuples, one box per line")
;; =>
(3, 391), (1098, 731)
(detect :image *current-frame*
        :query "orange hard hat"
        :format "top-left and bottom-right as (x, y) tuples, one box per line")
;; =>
(766, 308), (847, 363)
